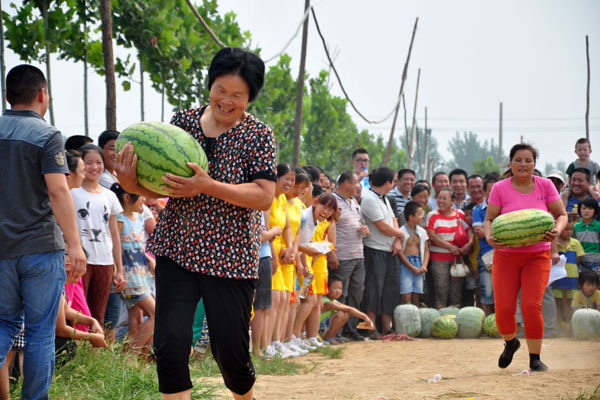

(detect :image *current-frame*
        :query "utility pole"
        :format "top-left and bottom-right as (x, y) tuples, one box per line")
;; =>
(383, 17), (418, 166)
(498, 102), (503, 166)
(292, 0), (311, 167)
(406, 68), (421, 169)
(585, 35), (590, 140)
(423, 106), (429, 181)
(0, 0), (6, 112)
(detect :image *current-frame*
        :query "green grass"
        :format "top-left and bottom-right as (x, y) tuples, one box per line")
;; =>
(314, 344), (345, 359)
(10, 342), (217, 400)
(190, 352), (310, 378)
(566, 385), (600, 400)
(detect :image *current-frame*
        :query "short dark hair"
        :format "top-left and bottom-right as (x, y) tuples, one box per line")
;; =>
(352, 148), (368, 159)
(208, 47), (265, 102)
(66, 150), (82, 172)
(482, 175), (499, 192)
(578, 195), (599, 218)
(467, 174), (483, 185)
(65, 135), (93, 151)
(403, 201), (422, 221)
(462, 202), (478, 212)
(431, 171), (448, 186)
(369, 167), (395, 187)
(572, 168), (591, 181)
(312, 183), (324, 198)
(276, 163), (293, 178)
(578, 269), (599, 288)
(410, 184), (430, 197)
(449, 168), (468, 182)
(80, 144), (105, 165)
(294, 166), (310, 185)
(337, 170), (355, 186)
(575, 138), (591, 148)
(303, 165), (321, 184)
(509, 143), (538, 162)
(415, 179), (431, 190)
(397, 168), (415, 180)
(6, 64), (46, 106)
(98, 130), (120, 150)
(483, 171), (500, 181)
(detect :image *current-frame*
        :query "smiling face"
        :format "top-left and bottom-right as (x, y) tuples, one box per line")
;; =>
(570, 171), (590, 196)
(289, 181), (309, 199)
(433, 174), (450, 194)
(83, 150), (104, 183)
(397, 172), (415, 196)
(313, 203), (336, 222)
(467, 176), (484, 203)
(509, 149), (536, 179)
(209, 74), (250, 127)
(102, 139), (117, 172)
(436, 190), (453, 212)
(276, 171), (295, 195)
(411, 190), (430, 208)
(451, 173), (467, 196)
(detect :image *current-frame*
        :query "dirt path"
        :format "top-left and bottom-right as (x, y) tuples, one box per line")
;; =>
(205, 337), (600, 399)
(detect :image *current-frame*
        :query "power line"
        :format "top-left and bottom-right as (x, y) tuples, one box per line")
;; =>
(310, 7), (402, 125)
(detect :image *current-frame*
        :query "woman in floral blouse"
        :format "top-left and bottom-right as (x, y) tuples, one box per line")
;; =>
(117, 48), (276, 400)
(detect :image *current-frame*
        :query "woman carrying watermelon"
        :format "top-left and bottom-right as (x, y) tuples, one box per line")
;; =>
(116, 48), (276, 400)
(484, 143), (567, 372)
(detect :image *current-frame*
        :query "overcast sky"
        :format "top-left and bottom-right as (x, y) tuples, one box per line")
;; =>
(3, 0), (600, 172)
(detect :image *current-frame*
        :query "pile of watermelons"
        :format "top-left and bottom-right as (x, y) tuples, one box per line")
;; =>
(393, 305), (500, 339)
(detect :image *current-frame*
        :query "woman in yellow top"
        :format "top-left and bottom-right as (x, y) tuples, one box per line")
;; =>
(264, 164), (295, 358)
(280, 168), (310, 349)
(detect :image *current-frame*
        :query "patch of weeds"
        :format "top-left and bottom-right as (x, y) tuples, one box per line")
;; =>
(314, 345), (345, 359)
(566, 385), (600, 400)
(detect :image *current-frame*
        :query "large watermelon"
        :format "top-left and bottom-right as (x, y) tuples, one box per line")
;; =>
(571, 308), (600, 340)
(115, 121), (208, 195)
(393, 304), (421, 337)
(456, 307), (485, 338)
(432, 316), (458, 339)
(439, 306), (460, 316)
(483, 313), (501, 337)
(491, 209), (554, 248)
(419, 308), (441, 338)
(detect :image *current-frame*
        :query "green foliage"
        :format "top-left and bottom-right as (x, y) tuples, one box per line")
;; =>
(446, 131), (507, 174)
(10, 343), (217, 399)
(314, 344), (345, 359)
(472, 155), (501, 176)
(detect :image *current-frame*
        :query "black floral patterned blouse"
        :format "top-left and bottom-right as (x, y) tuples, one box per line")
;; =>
(146, 107), (277, 279)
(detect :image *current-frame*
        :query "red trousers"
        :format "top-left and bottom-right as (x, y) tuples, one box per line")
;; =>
(492, 250), (550, 340)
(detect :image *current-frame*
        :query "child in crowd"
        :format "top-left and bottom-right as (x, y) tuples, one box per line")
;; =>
(110, 183), (155, 355)
(574, 196), (600, 274)
(71, 145), (125, 331)
(462, 202), (481, 308)
(561, 138), (600, 203)
(571, 269), (600, 311)
(398, 201), (429, 306)
(552, 216), (585, 325)
(293, 192), (338, 348)
(319, 278), (373, 343)
(410, 184), (432, 222)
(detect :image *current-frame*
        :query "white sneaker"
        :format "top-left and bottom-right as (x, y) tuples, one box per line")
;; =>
(285, 341), (308, 356)
(308, 336), (326, 347)
(264, 345), (277, 359)
(274, 341), (300, 358)
(295, 337), (316, 351)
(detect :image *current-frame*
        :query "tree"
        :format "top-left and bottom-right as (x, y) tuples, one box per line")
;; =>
(472, 156), (502, 176)
(3, 0), (77, 125)
(99, 0), (116, 129)
(446, 131), (506, 174)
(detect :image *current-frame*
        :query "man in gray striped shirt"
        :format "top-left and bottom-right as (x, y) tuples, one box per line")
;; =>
(330, 171), (370, 340)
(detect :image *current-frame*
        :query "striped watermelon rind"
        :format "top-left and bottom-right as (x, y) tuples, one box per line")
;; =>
(419, 308), (441, 338)
(491, 208), (554, 248)
(483, 313), (501, 337)
(115, 121), (208, 196)
(456, 306), (485, 338)
(432, 315), (458, 339)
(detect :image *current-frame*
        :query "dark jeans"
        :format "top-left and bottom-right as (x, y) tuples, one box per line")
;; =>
(154, 257), (256, 395)
(329, 258), (365, 334)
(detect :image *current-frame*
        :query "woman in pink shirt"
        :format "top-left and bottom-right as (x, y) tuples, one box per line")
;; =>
(484, 144), (567, 372)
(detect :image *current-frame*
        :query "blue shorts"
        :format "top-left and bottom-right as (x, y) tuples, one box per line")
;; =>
(477, 260), (494, 305)
(399, 255), (424, 295)
(104, 291), (123, 329)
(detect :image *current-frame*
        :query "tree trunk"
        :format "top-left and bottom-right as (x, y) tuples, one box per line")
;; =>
(423, 106), (429, 181)
(139, 52), (144, 121)
(41, 0), (55, 125)
(83, 2), (89, 136)
(292, 0), (310, 167)
(100, 0), (116, 130)
(585, 35), (590, 140)
(0, 0), (6, 112)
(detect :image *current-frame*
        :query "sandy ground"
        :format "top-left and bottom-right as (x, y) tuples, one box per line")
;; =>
(200, 337), (600, 400)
